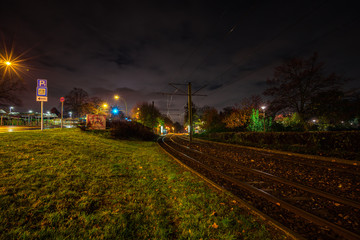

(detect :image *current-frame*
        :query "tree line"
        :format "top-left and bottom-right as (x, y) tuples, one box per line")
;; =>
(1, 52), (359, 132)
(186, 53), (360, 132)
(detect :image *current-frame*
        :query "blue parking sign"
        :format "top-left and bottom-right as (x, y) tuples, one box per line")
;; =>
(37, 79), (47, 87)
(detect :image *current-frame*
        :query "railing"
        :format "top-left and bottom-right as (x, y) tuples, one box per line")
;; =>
(0, 116), (79, 127)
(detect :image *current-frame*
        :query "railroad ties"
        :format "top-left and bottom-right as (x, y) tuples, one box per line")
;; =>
(158, 134), (360, 240)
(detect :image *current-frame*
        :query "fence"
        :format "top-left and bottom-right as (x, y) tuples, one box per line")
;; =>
(0, 115), (78, 127)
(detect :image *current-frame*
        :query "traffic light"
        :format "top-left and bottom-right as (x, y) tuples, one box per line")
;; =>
(111, 107), (119, 115)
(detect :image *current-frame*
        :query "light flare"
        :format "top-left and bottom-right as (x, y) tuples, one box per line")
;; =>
(0, 41), (34, 81)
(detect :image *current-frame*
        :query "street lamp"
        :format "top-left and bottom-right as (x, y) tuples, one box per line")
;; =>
(9, 106), (13, 113)
(69, 112), (72, 118)
(28, 110), (33, 126)
(114, 94), (128, 116)
(261, 106), (266, 132)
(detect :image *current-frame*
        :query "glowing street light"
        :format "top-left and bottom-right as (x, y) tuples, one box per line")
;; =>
(1, 45), (32, 85)
(9, 106), (13, 113)
(113, 94), (127, 115)
(69, 112), (72, 118)
(28, 110), (33, 126)
(261, 106), (266, 132)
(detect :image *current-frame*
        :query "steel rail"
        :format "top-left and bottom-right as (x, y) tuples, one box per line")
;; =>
(161, 136), (360, 240)
(178, 135), (360, 171)
(170, 135), (360, 209)
(156, 138), (306, 240)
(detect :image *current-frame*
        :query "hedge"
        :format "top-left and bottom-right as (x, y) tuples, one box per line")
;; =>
(205, 131), (360, 160)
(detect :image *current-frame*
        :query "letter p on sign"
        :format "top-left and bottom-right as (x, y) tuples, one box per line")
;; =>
(37, 79), (47, 87)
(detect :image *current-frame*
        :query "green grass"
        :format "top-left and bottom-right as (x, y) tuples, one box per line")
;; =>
(0, 129), (283, 239)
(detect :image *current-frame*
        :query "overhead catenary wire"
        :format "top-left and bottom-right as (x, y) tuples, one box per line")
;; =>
(165, 2), (263, 119)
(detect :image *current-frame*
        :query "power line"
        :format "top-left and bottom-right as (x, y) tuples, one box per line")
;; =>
(161, 82), (206, 142)
(164, 2), (263, 114)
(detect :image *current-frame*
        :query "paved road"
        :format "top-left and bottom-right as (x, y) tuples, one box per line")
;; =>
(0, 126), (41, 133)
(0, 126), (40, 133)
(0, 125), (77, 133)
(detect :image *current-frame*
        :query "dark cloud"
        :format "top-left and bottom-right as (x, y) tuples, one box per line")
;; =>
(112, 50), (134, 68)
(0, 0), (359, 121)
(207, 84), (223, 91)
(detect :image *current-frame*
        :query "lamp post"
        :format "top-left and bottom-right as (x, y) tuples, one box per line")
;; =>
(9, 107), (14, 125)
(102, 103), (108, 114)
(114, 94), (128, 116)
(101, 103), (109, 118)
(28, 110), (33, 126)
(69, 112), (72, 119)
(261, 106), (266, 132)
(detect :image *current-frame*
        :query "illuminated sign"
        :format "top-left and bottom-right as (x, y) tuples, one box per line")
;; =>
(86, 114), (106, 130)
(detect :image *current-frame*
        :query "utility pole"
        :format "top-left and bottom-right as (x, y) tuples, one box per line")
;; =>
(161, 82), (206, 143)
(188, 82), (193, 141)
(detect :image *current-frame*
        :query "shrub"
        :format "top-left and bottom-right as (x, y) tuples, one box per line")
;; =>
(206, 131), (360, 160)
(110, 120), (158, 141)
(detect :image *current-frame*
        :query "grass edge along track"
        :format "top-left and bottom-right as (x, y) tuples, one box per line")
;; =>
(158, 135), (304, 240)
(159, 134), (360, 240)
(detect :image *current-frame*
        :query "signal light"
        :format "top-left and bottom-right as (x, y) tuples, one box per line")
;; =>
(111, 107), (119, 115)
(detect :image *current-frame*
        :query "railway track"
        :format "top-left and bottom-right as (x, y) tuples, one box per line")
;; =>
(158, 134), (360, 240)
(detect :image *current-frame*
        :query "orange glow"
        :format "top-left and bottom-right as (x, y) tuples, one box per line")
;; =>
(0, 42), (31, 81)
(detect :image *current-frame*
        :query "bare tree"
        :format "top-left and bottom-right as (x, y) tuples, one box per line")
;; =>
(264, 53), (347, 120)
(0, 77), (24, 108)
(64, 88), (89, 118)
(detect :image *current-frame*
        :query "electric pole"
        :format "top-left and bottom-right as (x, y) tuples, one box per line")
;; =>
(161, 82), (206, 143)
(188, 82), (193, 141)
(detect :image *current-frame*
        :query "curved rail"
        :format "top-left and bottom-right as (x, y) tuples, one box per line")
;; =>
(178, 135), (360, 175)
(159, 135), (360, 240)
(170, 135), (360, 209)
(175, 135), (360, 202)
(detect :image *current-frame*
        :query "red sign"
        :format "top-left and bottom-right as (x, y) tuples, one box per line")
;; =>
(60, 97), (65, 102)
(86, 115), (106, 130)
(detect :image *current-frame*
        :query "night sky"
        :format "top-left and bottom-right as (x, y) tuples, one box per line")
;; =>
(1, 1), (359, 122)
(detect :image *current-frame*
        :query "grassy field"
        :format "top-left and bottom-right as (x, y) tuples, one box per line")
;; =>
(0, 129), (283, 239)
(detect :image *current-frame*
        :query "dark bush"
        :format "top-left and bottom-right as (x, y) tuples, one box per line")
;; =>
(78, 122), (86, 131)
(205, 131), (360, 160)
(110, 120), (158, 141)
